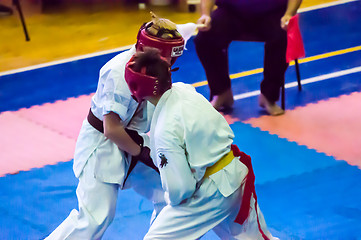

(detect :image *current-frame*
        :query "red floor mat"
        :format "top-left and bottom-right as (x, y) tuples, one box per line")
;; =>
(0, 95), (92, 176)
(246, 91), (361, 169)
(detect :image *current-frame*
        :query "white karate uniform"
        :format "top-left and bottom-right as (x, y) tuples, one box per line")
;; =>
(46, 24), (208, 240)
(46, 46), (163, 240)
(145, 83), (278, 240)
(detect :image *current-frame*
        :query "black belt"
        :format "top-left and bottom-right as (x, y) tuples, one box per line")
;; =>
(87, 108), (104, 133)
(86, 108), (158, 184)
(87, 108), (138, 185)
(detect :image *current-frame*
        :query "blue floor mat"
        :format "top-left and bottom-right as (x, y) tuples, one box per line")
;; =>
(257, 162), (361, 240)
(2, 122), (361, 239)
(0, 161), (155, 240)
(231, 122), (340, 184)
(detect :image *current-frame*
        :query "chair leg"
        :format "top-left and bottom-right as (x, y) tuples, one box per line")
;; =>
(281, 82), (285, 110)
(295, 59), (302, 91)
(13, 0), (30, 41)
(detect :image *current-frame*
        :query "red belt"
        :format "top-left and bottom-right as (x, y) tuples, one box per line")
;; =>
(232, 144), (270, 240)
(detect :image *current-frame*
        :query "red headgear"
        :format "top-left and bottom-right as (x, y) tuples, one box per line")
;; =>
(124, 57), (171, 102)
(136, 23), (185, 60)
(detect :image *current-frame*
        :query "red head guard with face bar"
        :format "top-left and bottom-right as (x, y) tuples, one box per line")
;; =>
(124, 57), (171, 102)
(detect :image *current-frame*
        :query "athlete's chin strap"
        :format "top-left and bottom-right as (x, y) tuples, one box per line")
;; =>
(170, 67), (179, 72)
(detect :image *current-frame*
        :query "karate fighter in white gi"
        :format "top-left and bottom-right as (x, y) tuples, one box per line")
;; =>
(124, 48), (279, 240)
(45, 13), (197, 240)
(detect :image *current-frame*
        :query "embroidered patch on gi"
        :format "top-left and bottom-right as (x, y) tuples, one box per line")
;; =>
(159, 153), (168, 168)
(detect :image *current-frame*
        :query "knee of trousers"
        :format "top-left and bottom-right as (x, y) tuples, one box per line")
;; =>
(45, 208), (114, 240)
(76, 212), (114, 239)
(88, 213), (114, 232)
(83, 205), (116, 233)
(74, 199), (117, 236)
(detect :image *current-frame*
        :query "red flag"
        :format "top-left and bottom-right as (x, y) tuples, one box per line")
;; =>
(286, 14), (305, 63)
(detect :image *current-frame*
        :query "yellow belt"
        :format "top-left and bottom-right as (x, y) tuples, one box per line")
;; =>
(204, 150), (235, 178)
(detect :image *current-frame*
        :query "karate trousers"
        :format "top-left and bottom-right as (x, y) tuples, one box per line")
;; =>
(45, 152), (164, 240)
(144, 175), (278, 240)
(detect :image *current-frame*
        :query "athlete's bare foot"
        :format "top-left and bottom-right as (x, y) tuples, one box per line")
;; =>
(211, 89), (234, 111)
(259, 93), (285, 116)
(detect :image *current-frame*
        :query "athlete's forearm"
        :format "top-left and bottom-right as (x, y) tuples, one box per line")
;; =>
(103, 112), (141, 156)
